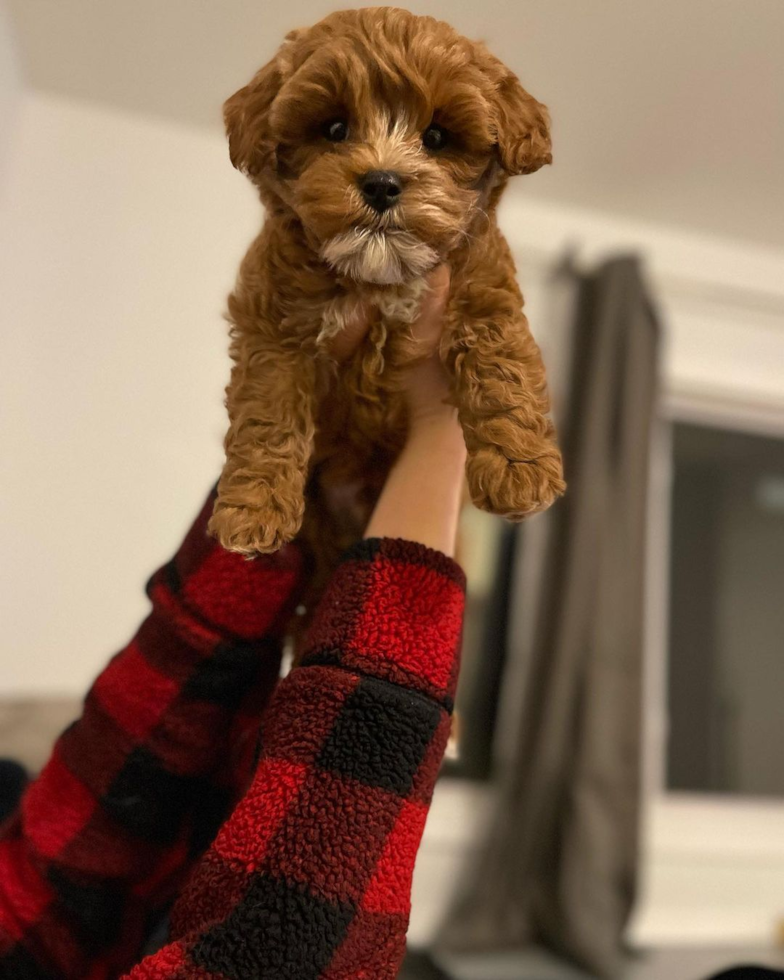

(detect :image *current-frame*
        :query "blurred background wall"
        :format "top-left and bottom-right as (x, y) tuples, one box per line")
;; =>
(1, 1), (784, 972)
(0, 91), (253, 694)
(2, 0), (782, 698)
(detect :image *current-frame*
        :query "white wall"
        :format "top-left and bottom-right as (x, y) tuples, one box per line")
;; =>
(2, 87), (784, 704)
(0, 92), (260, 695)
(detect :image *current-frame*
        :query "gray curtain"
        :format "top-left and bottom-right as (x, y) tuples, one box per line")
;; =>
(436, 256), (660, 979)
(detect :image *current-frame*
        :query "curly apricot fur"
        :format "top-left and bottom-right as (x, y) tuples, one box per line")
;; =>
(211, 7), (565, 568)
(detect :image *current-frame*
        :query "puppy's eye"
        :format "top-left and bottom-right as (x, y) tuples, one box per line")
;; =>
(422, 123), (449, 151)
(324, 120), (349, 142)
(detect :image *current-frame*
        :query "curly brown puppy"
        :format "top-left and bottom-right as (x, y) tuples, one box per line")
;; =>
(209, 6), (565, 560)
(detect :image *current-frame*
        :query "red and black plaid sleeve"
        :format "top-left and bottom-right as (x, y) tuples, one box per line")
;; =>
(0, 491), (304, 980)
(125, 537), (465, 980)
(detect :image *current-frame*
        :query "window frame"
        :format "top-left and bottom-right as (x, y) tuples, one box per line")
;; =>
(633, 392), (784, 947)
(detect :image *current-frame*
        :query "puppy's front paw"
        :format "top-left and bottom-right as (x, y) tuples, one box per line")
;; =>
(467, 444), (565, 520)
(208, 499), (300, 556)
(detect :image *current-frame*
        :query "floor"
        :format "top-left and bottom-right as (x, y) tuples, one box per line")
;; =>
(402, 948), (784, 980)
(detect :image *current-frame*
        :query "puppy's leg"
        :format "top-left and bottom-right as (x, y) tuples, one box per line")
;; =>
(443, 301), (565, 519)
(209, 335), (317, 555)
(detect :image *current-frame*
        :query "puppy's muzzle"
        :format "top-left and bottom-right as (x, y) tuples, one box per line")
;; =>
(358, 170), (402, 213)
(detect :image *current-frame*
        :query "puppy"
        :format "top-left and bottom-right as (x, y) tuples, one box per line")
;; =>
(209, 7), (565, 564)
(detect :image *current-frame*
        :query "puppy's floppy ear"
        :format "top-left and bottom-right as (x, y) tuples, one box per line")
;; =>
(494, 70), (552, 176)
(223, 29), (301, 177)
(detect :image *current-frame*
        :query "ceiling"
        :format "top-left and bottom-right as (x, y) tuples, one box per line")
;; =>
(6, 0), (784, 250)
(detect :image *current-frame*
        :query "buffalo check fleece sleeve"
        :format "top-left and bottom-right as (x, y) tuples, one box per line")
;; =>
(126, 537), (465, 980)
(0, 491), (304, 980)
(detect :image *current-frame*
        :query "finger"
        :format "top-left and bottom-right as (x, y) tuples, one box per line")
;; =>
(421, 264), (451, 315)
(411, 264), (451, 355)
(328, 300), (372, 361)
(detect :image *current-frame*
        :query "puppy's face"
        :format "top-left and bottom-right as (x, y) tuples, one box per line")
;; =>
(225, 8), (551, 286)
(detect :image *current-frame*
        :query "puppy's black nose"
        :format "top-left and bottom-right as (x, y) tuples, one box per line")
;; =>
(359, 170), (403, 213)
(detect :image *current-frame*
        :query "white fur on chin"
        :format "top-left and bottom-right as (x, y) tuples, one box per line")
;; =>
(321, 228), (438, 285)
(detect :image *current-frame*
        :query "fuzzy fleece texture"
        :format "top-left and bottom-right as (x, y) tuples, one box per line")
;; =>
(0, 492), (465, 979)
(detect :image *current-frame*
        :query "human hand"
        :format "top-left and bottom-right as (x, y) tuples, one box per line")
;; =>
(327, 264), (456, 432)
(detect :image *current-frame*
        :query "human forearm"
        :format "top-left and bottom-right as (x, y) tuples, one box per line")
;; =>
(125, 536), (466, 979)
(364, 410), (466, 556)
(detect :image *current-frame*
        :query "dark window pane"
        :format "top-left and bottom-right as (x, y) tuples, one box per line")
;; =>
(668, 422), (784, 796)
